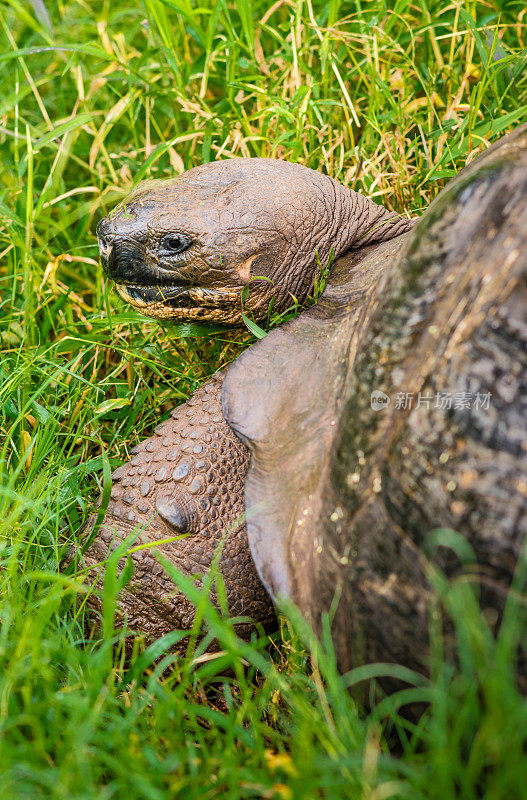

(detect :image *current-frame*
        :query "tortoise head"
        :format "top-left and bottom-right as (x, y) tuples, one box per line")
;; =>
(97, 158), (413, 324)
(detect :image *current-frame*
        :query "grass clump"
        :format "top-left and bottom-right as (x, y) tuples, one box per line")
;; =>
(1, 0), (526, 797)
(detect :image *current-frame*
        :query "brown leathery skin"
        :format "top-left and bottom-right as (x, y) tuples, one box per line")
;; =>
(82, 372), (275, 643)
(97, 158), (414, 325)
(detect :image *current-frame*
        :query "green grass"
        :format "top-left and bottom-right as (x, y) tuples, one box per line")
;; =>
(1, 0), (526, 797)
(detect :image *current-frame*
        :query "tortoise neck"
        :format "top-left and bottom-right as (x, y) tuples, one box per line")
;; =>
(266, 178), (415, 316)
(336, 184), (415, 251)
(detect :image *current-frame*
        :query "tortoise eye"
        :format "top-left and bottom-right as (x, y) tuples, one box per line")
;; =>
(161, 234), (191, 255)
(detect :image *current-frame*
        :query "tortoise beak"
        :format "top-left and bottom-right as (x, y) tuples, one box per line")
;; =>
(104, 238), (149, 285)
(97, 217), (151, 286)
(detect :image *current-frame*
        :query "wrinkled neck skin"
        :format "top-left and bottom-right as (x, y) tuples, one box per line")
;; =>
(262, 175), (414, 315)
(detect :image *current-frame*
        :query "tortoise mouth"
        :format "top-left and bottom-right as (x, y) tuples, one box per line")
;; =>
(115, 283), (193, 307)
(115, 283), (243, 312)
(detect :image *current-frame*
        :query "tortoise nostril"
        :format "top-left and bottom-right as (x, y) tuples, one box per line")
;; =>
(97, 232), (113, 261)
(98, 236), (112, 261)
(97, 218), (114, 261)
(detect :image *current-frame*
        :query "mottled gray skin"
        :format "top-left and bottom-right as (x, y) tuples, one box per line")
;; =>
(97, 158), (413, 325)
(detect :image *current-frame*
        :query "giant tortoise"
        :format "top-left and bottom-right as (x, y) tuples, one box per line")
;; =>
(81, 123), (527, 676)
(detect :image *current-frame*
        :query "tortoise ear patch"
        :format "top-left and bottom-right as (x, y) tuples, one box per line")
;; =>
(156, 495), (199, 533)
(236, 253), (260, 281)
